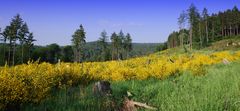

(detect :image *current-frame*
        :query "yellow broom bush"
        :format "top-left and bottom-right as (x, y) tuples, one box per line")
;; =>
(0, 50), (240, 108)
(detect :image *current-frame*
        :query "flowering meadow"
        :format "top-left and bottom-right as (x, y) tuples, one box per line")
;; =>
(1, 50), (240, 109)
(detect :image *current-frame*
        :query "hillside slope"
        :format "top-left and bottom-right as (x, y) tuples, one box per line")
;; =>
(1, 41), (240, 111)
(205, 36), (240, 51)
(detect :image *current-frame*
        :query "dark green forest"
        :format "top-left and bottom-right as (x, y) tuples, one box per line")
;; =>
(168, 4), (240, 49)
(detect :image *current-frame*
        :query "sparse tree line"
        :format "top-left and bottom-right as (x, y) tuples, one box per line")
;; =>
(0, 14), (35, 66)
(167, 4), (240, 49)
(0, 14), (134, 65)
(71, 25), (133, 63)
(31, 28), (133, 63)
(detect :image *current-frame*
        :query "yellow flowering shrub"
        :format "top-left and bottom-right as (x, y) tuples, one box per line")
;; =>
(0, 50), (240, 108)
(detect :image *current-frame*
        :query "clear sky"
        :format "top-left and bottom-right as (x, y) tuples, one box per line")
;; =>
(0, 0), (239, 46)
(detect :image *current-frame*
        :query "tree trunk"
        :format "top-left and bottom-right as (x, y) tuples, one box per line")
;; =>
(21, 43), (24, 64)
(3, 40), (6, 64)
(221, 26), (224, 40)
(73, 50), (75, 62)
(28, 47), (31, 61)
(181, 35), (184, 47)
(112, 48), (114, 60)
(180, 35), (183, 48)
(117, 48), (120, 60)
(173, 38), (175, 48)
(77, 49), (79, 62)
(221, 20), (224, 37)
(79, 50), (81, 62)
(8, 40), (12, 66)
(212, 25), (215, 41)
(221, 25), (224, 37)
(230, 25), (232, 36)
(227, 26), (229, 36)
(225, 26), (227, 37)
(189, 27), (193, 50)
(74, 49), (77, 62)
(237, 25), (239, 35)
(12, 41), (16, 66)
(199, 23), (202, 48)
(206, 21), (209, 44)
(235, 25), (238, 35)
(78, 49), (81, 63)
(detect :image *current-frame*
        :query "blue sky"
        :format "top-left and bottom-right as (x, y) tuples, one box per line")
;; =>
(0, 0), (239, 45)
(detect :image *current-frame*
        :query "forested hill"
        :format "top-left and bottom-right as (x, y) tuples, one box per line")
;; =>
(0, 42), (161, 65)
(84, 42), (160, 61)
(85, 42), (160, 55)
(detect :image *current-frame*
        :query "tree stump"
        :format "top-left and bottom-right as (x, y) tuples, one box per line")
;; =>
(92, 81), (112, 96)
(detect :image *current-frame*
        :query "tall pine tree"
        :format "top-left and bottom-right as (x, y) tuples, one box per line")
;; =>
(71, 24), (86, 63)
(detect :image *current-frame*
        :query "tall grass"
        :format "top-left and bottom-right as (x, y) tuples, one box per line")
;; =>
(22, 61), (240, 111)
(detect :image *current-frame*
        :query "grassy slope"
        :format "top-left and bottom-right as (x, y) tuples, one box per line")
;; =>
(22, 60), (240, 111)
(205, 36), (240, 51)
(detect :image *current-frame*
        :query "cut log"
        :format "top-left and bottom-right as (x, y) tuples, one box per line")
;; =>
(121, 97), (157, 111)
(223, 58), (230, 65)
(132, 101), (157, 110)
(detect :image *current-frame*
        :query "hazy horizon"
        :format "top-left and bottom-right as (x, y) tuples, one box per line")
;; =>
(0, 0), (239, 45)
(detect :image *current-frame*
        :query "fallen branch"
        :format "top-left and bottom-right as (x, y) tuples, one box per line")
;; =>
(132, 101), (157, 110)
(122, 97), (157, 111)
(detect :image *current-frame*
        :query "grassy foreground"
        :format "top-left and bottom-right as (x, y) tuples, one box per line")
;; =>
(21, 61), (240, 111)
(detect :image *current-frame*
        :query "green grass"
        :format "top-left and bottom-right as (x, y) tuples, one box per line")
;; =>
(21, 61), (240, 111)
